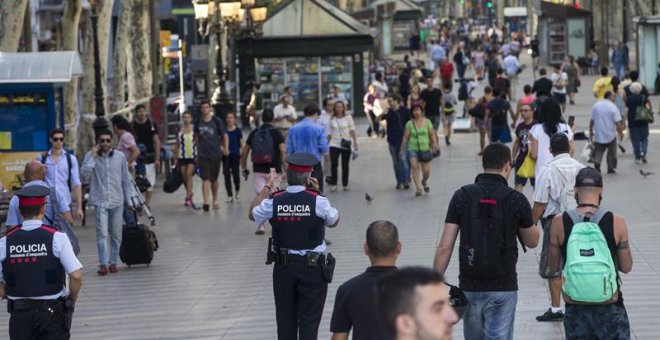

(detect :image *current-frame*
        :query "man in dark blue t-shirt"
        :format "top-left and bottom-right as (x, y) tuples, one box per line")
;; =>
(487, 87), (515, 143)
(330, 221), (400, 340)
(381, 95), (412, 189)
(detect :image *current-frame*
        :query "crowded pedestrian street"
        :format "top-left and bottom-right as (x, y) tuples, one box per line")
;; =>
(2, 1), (660, 339)
(0, 55), (658, 339)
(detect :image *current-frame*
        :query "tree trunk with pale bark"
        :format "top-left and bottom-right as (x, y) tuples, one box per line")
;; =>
(111, 0), (132, 113)
(77, 0), (113, 157)
(126, 0), (153, 117)
(0, 0), (29, 52)
(62, 0), (83, 152)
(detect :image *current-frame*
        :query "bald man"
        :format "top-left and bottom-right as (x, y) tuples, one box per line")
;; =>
(330, 221), (401, 340)
(5, 161), (72, 227)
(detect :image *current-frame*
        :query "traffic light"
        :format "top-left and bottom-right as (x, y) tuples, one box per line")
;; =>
(487, 1), (493, 8)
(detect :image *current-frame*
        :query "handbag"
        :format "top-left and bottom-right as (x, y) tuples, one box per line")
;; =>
(340, 138), (352, 149)
(634, 105), (654, 124)
(413, 121), (433, 162)
(516, 152), (535, 178)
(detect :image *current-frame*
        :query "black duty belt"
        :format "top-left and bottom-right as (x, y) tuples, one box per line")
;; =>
(8, 298), (65, 313)
(275, 251), (325, 267)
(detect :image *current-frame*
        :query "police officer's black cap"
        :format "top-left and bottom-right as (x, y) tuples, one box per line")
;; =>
(15, 185), (50, 207)
(287, 153), (318, 173)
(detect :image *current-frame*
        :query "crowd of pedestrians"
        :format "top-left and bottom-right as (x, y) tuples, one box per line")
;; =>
(0, 15), (652, 340)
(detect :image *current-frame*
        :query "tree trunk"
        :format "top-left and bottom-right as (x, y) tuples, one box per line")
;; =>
(126, 0), (153, 117)
(21, 1), (32, 52)
(150, 0), (160, 96)
(111, 0), (132, 113)
(62, 0), (83, 152)
(77, 0), (113, 158)
(0, 0), (29, 52)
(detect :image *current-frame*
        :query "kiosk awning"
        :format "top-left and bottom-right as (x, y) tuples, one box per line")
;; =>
(0, 52), (83, 84)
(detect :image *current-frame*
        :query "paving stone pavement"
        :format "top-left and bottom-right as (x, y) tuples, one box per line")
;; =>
(1, 60), (659, 339)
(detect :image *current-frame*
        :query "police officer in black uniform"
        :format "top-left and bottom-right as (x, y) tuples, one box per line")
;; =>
(0, 185), (83, 340)
(249, 153), (340, 340)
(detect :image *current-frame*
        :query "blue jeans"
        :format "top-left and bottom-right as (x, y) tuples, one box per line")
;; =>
(614, 63), (626, 79)
(388, 143), (410, 185)
(463, 291), (517, 340)
(629, 125), (649, 159)
(95, 205), (124, 266)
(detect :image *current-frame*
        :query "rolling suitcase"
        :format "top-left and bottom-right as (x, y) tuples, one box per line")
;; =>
(120, 201), (158, 267)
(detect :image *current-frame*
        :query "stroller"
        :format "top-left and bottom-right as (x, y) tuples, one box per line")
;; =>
(129, 144), (155, 226)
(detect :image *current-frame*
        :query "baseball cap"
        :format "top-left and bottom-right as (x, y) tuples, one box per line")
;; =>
(575, 167), (603, 188)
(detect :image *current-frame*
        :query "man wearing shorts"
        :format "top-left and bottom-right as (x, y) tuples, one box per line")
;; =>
(195, 100), (229, 212)
(487, 87), (514, 144)
(131, 104), (160, 207)
(531, 134), (585, 322)
(420, 77), (443, 131)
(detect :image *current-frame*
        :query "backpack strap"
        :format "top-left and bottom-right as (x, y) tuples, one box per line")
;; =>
(65, 152), (73, 191)
(460, 184), (482, 246)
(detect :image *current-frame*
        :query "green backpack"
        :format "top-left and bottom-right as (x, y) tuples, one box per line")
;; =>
(562, 209), (619, 304)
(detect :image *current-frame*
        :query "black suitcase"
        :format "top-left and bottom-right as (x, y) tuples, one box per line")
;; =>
(120, 222), (158, 266)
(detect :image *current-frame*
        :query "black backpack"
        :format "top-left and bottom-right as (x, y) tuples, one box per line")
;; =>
(459, 185), (519, 280)
(41, 152), (73, 191)
(251, 125), (276, 165)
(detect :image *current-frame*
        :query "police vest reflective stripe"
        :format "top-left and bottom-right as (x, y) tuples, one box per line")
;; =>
(269, 190), (325, 250)
(2, 226), (66, 297)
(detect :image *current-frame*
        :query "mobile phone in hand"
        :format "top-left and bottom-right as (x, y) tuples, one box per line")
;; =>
(568, 115), (575, 128)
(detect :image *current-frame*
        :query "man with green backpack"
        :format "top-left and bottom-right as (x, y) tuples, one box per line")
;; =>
(547, 167), (633, 339)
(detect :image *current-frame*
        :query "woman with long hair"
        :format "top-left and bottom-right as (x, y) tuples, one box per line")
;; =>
(529, 98), (574, 176)
(172, 111), (197, 207)
(407, 83), (423, 109)
(328, 101), (358, 191)
(400, 105), (440, 196)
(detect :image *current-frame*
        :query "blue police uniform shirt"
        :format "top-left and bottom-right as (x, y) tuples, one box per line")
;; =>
(285, 118), (329, 162)
(5, 181), (70, 227)
(0, 220), (82, 299)
(252, 185), (339, 255)
(37, 149), (82, 206)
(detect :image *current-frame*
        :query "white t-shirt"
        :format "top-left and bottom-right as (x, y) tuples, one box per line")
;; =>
(530, 122), (574, 178)
(591, 100), (622, 144)
(550, 72), (568, 94)
(273, 104), (297, 129)
(317, 110), (332, 136)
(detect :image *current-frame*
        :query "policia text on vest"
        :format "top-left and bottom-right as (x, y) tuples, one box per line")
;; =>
(249, 153), (340, 340)
(1, 185), (83, 340)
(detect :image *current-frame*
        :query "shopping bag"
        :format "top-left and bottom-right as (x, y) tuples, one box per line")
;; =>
(516, 153), (535, 178)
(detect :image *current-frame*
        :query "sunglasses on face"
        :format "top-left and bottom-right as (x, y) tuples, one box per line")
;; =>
(99, 139), (112, 144)
(520, 109), (532, 112)
(52, 137), (64, 142)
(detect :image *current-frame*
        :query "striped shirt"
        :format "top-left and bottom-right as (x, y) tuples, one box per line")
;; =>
(532, 154), (586, 218)
(328, 115), (355, 149)
(177, 129), (196, 159)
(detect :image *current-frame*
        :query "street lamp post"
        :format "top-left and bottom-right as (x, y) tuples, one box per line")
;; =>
(90, 2), (108, 136)
(193, 0), (267, 121)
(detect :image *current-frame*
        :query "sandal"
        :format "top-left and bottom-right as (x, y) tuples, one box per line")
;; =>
(415, 189), (423, 196)
(424, 186), (430, 193)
